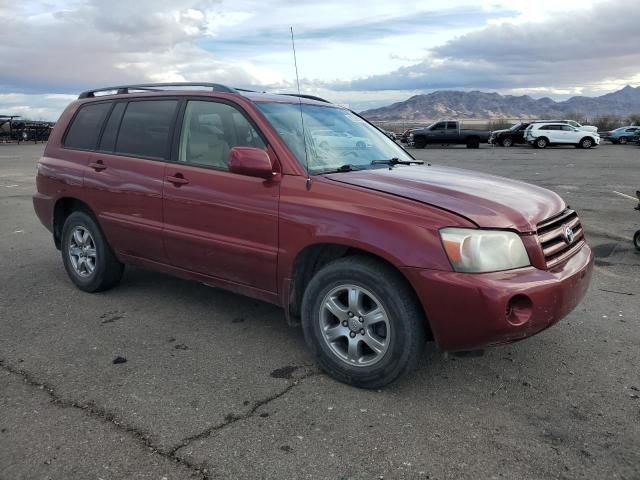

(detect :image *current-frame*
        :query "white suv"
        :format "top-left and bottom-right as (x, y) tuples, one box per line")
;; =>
(525, 122), (600, 149)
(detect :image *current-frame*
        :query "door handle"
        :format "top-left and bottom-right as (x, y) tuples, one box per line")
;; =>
(88, 161), (106, 171)
(166, 174), (189, 186)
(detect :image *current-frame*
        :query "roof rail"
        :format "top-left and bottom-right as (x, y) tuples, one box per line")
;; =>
(279, 93), (332, 104)
(78, 82), (237, 99)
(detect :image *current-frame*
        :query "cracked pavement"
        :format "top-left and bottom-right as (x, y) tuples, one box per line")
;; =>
(1, 143), (639, 479)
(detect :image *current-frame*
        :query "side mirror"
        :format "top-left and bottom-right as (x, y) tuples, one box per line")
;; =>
(228, 147), (275, 180)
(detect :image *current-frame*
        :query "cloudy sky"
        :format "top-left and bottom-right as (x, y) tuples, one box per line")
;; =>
(1, 0), (639, 120)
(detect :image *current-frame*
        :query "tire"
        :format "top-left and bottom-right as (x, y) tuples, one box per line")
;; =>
(579, 137), (594, 149)
(301, 256), (426, 389)
(634, 230), (640, 251)
(61, 211), (124, 292)
(501, 137), (514, 147)
(466, 137), (480, 149)
(413, 136), (426, 149)
(536, 137), (549, 149)
(619, 136), (628, 145)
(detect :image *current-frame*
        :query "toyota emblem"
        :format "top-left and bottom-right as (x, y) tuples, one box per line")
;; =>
(562, 224), (575, 244)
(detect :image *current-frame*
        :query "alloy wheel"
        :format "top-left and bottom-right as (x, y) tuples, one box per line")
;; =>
(319, 284), (390, 367)
(68, 226), (97, 277)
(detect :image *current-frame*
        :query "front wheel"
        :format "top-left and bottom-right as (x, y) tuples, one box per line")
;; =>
(413, 136), (426, 149)
(61, 211), (124, 292)
(579, 137), (594, 149)
(301, 257), (426, 388)
(634, 230), (640, 251)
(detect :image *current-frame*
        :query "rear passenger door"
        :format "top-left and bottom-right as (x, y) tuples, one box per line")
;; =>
(541, 125), (562, 143)
(84, 99), (179, 262)
(161, 99), (280, 292)
(444, 121), (458, 143)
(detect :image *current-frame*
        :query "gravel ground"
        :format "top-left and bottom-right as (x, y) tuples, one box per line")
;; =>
(0, 142), (638, 480)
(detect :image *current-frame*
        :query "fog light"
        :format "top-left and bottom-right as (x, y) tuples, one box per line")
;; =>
(506, 295), (533, 326)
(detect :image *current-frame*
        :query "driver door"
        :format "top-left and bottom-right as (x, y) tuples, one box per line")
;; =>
(162, 99), (280, 292)
(427, 122), (447, 142)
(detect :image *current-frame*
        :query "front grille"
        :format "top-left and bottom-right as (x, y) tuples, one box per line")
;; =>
(537, 209), (585, 269)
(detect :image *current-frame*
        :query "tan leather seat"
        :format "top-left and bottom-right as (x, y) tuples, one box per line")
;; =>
(186, 119), (230, 168)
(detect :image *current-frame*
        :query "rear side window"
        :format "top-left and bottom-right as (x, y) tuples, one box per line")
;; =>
(115, 100), (178, 159)
(64, 102), (111, 150)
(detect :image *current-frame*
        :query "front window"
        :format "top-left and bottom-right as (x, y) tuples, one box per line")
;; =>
(256, 102), (413, 173)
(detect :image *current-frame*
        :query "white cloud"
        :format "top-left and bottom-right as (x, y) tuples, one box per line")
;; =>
(2, 0), (635, 120)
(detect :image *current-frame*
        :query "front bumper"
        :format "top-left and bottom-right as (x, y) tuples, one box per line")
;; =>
(401, 244), (594, 351)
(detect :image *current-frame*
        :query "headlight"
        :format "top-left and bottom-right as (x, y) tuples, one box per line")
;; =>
(440, 228), (530, 273)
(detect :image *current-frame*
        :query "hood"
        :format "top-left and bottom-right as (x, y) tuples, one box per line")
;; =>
(491, 128), (511, 135)
(324, 165), (565, 232)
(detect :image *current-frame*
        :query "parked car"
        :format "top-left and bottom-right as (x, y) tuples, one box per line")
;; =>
(311, 129), (371, 151)
(489, 122), (532, 147)
(562, 120), (598, 133)
(410, 120), (491, 148)
(33, 83), (594, 388)
(602, 126), (640, 144)
(525, 122), (600, 148)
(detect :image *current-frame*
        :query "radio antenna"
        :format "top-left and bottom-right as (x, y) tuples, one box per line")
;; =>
(290, 26), (311, 187)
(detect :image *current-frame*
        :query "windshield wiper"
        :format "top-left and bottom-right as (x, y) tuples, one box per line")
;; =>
(370, 158), (424, 167)
(314, 164), (362, 174)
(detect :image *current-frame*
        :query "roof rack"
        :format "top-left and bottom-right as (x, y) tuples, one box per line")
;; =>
(279, 93), (331, 104)
(78, 82), (237, 99)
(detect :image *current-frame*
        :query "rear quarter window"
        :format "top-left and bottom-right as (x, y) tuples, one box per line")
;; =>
(115, 100), (178, 159)
(64, 102), (112, 150)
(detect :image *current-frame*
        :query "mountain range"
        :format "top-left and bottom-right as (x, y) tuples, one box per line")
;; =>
(360, 86), (640, 121)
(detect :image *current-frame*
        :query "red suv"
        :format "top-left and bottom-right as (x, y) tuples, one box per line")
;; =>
(33, 83), (594, 388)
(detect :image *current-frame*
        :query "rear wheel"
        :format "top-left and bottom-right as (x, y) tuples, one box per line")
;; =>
(501, 137), (514, 147)
(619, 136), (628, 145)
(536, 137), (549, 149)
(301, 256), (426, 388)
(466, 137), (480, 149)
(61, 211), (124, 292)
(579, 137), (594, 149)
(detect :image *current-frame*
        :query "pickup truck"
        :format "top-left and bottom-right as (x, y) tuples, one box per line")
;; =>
(410, 120), (491, 149)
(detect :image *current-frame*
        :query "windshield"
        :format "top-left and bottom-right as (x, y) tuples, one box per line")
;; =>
(256, 102), (413, 173)
(510, 123), (524, 131)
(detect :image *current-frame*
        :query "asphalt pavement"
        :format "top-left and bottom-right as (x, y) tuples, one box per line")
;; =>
(1, 142), (638, 479)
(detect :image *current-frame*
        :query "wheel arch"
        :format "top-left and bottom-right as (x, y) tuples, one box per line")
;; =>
(286, 242), (433, 339)
(52, 197), (98, 249)
(579, 136), (596, 146)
